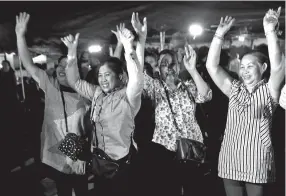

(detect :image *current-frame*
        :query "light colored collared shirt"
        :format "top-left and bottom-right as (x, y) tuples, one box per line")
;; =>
(74, 80), (136, 160)
(35, 69), (87, 174)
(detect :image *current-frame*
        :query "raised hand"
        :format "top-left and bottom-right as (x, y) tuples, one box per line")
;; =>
(118, 28), (134, 52)
(111, 23), (125, 44)
(61, 33), (80, 58)
(215, 16), (235, 37)
(263, 7), (281, 33)
(183, 45), (197, 72)
(131, 12), (147, 40)
(15, 12), (30, 36)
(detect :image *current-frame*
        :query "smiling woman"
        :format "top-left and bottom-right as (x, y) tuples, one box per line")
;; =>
(97, 57), (124, 93)
(239, 52), (269, 85)
(61, 15), (145, 194)
(15, 12), (89, 196)
(55, 56), (68, 83)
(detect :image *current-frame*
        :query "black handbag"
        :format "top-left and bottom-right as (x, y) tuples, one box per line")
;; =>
(87, 133), (134, 179)
(86, 94), (134, 179)
(58, 86), (88, 161)
(160, 80), (208, 165)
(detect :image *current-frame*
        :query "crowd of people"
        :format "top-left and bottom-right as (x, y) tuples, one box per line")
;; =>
(1, 6), (285, 196)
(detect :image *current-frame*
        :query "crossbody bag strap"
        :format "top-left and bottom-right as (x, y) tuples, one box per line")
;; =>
(180, 81), (208, 139)
(59, 87), (69, 133)
(158, 80), (182, 133)
(90, 93), (134, 162)
(90, 94), (100, 148)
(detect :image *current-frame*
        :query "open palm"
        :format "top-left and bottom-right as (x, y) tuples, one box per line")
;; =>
(15, 12), (30, 36)
(118, 28), (134, 51)
(61, 33), (80, 57)
(111, 23), (125, 44)
(215, 16), (235, 37)
(183, 45), (197, 72)
(131, 12), (147, 39)
(263, 7), (281, 32)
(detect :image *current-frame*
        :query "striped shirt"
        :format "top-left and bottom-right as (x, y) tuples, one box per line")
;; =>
(279, 84), (286, 110)
(218, 79), (278, 183)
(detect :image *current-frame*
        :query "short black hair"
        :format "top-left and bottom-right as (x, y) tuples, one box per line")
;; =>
(96, 57), (124, 78)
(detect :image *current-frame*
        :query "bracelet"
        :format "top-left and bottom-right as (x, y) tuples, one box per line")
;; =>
(214, 34), (224, 41)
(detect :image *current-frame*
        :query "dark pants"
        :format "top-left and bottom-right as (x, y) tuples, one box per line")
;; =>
(42, 164), (88, 196)
(92, 146), (139, 196)
(137, 142), (208, 196)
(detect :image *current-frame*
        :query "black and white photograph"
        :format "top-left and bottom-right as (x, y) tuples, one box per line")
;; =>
(1, 1), (285, 196)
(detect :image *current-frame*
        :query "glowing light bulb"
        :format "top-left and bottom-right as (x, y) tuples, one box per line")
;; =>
(88, 45), (102, 53)
(189, 24), (203, 39)
(238, 36), (245, 42)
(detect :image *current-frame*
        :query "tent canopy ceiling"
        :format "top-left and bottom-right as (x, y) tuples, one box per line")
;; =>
(0, 1), (284, 55)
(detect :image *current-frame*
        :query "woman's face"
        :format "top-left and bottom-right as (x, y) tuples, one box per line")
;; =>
(159, 54), (179, 82)
(56, 57), (68, 85)
(98, 64), (121, 93)
(159, 53), (173, 67)
(239, 54), (265, 86)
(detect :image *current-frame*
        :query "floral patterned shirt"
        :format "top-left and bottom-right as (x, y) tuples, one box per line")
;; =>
(143, 73), (212, 152)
